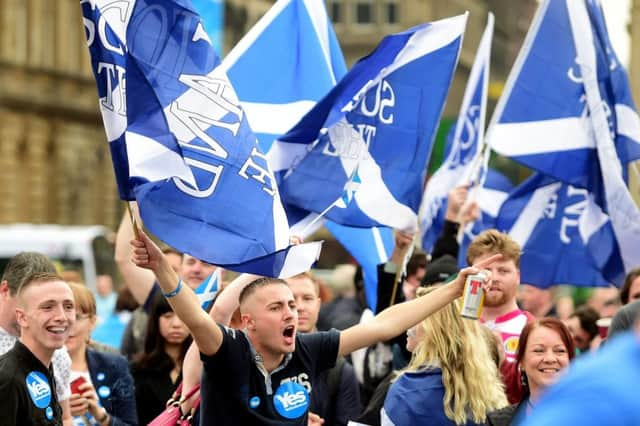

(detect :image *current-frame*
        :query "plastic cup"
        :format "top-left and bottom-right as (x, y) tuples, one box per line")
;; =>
(596, 317), (612, 339)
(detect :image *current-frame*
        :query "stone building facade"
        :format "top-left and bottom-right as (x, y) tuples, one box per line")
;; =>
(0, 0), (118, 226)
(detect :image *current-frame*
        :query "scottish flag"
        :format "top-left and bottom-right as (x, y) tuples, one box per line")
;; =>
(420, 13), (493, 253)
(275, 14), (468, 232)
(488, 0), (640, 284)
(496, 172), (617, 287)
(221, 0), (347, 152)
(221, 0), (393, 308)
(195, 269), (221, 310)
(488, 0), (640, 190)
(81, 0), (320, 277)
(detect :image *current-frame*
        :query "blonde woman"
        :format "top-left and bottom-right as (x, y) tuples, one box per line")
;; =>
(382, 286), (508, 425)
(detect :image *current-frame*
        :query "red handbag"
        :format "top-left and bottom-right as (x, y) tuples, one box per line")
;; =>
(148, 383), (201, 426)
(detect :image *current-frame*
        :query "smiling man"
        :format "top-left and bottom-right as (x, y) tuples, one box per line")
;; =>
(131, 231), (499, 425)
(0, 272), (76, 425)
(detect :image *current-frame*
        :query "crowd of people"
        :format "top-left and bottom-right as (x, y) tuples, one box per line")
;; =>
(0, 187), (639, 425)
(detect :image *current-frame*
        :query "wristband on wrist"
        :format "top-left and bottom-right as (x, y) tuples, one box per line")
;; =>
(97, 408), (109, 424)
(163, 278), (183, 298)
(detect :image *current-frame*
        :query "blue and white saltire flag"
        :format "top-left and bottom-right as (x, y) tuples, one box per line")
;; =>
(487, 0), (640, 284)
(487, 0), (640, 191)
(220, 0), (394, 309)
(195, 269), (221, 310)
(220, 0), (347, 153)
(81, 0), (320, 277)
(274, 14), (468, 232)
(496, 172), (617, 287)
(420, 13), (493, 253)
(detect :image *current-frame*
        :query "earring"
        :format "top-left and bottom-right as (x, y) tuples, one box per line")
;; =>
(519, 368), (528, 387)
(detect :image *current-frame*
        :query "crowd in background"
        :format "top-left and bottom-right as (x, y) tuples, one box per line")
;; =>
(1, 187), (639, 426)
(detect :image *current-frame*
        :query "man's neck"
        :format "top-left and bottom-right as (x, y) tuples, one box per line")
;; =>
(249, 337), (286, 373)
(482, 300), (520, 322)
(0, 316), (19, 337)
(19, 336), (53, 368)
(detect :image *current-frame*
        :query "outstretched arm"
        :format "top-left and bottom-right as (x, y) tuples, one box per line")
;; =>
(115, 204), (155, 305)
(130, 230), (223, 356)
(338, 254), (500, 356)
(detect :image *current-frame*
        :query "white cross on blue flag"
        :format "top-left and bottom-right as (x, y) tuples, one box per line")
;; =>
(489, 0), (640, 285)
(81, 0), (320, 277)
(274, 14), (468, 232)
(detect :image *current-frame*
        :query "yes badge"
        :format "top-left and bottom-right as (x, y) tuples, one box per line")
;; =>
(25, 372), (52, 409)
(273, 382), (309, 419)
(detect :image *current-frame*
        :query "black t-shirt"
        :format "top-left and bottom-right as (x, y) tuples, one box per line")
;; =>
(200, 325), (340, 425)
(0, 341), (63, 425)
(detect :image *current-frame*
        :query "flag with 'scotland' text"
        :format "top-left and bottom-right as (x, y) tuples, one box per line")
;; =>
(274, 14), (468, 232)
(81, 0), (320, 278)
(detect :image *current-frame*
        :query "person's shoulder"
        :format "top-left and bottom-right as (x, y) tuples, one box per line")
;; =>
(391, 368), (444, 392)
(87, 348), (129, 370)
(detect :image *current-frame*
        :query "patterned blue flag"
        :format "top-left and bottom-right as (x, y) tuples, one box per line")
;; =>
(488, 0), (640, 285)
(274, 14), (468, 232)
(221, 0), (394, 308)
(81, 0), (320, 277)
(488, 0), (640, 190)
(420, 13), (493, 254)
(496, 172), (618, 287)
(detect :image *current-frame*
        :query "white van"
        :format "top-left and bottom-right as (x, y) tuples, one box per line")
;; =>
(0, 224), (116, 293)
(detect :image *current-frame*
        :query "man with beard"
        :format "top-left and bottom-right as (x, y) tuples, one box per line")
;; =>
(466, 230), (534, 403)
(466, 229), (534, 363)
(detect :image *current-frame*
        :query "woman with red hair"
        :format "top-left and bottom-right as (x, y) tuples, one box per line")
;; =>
(487, 317), (575, 425)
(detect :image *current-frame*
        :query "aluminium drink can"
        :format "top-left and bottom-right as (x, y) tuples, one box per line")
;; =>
(460, 273), (486, 319)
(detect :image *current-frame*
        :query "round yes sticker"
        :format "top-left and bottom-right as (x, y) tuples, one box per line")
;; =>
(249, 396), (261, 409)
(25, 372), (52, 409)
(98, 386), (111, 398)
(273, 382), (309, 419)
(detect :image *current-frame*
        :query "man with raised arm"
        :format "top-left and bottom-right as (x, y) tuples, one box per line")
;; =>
(131, 231), (498, 425)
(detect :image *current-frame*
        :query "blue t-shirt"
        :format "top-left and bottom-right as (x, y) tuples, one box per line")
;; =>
(523, 332), (640, 426)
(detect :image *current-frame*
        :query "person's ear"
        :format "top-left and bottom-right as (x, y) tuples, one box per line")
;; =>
(15, 308), (27, 329)
(0, 281), (9, 299)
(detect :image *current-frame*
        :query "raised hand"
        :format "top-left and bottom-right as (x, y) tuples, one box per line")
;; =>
(448, 253), (501, 298)
(130, 230), (164, 272)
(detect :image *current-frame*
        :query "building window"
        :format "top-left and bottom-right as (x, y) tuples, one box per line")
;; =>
(385, 1), (398, 24)
(355, 1), (374, 24)
(327, 1), (342, 24)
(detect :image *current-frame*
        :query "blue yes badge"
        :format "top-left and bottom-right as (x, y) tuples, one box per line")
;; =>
(25, 372), (52, 409)
(273, 382), (309, 419)
(98, 386), (111, 398)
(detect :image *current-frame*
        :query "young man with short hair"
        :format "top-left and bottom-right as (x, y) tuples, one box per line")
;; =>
(0, 252), (73, 423)
(131, 231), (499, 425)
(0, 272), (76, 425)
(287, 272), (361, 425)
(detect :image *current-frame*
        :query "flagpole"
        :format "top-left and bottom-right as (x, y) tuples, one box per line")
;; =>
(126, 201), (141, 239)
(389, 233), (416, 307)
